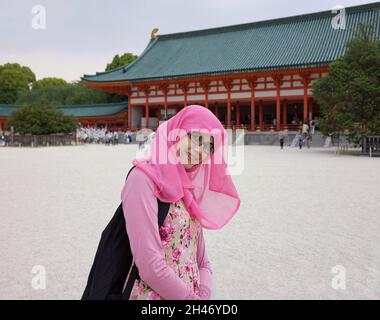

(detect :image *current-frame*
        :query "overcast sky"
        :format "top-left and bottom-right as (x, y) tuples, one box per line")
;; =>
(0, 0), (378, 82)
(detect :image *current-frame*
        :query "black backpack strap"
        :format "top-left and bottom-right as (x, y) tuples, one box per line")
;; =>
(125, 165), (136, 181)
(121, 167), (171, 300)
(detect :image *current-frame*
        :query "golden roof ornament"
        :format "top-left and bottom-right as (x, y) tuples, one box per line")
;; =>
(150, 28), (159, 40)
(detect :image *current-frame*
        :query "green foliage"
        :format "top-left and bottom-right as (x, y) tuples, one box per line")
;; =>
(105, 52), (138, 71)
(0, 63), (36, 104)
(17, 81), (112, 106)
(32, 77), (68, 90)
(1, 52), (136, 106)
(313, 22), (380, 137)
(65, 81), (111, 105)
(5, 105), (78, 134)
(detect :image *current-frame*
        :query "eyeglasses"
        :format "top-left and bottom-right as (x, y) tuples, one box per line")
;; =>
(187, 132), (214, 154)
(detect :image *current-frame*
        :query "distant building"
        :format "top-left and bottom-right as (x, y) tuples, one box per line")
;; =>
(0, 102), (128, 131)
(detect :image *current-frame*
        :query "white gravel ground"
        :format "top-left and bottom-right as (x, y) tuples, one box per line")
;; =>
(0, 144), (379, 300)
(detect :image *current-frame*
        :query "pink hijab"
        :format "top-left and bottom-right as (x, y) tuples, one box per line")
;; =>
(132, 105), (240, 230)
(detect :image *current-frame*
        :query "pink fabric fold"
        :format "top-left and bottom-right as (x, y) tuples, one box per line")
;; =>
(132, 105), (241, 230)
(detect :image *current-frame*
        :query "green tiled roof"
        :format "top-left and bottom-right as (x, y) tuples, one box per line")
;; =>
(57, 101), (128, 117)
(0, 105), (23, 117)
(82, 3), (380, 83)
(0, 102), (128, 117)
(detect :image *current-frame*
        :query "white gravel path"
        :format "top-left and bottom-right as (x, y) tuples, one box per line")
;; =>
(0, 144), (379, 299)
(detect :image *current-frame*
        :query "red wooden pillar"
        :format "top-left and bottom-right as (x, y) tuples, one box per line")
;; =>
(303, 88), (308, 124)
(259, 100), (263, 130)
(125, 87), (132, 129)
(276, 93), (281, 131)
(164, 93), (168, 120)
(309, 98), (314, 121)
(236, 101), (240, 127)
(251, 92), (256, 131)
(272, 74), (283, 131)
(250, 98), (256, 130)
(200, 81), (210, 109)
(164, 88), (169, 120)
(127, 108), (131, 129)
(301, 73), (311, 124)
(139, 85), (151, 129)
(159, 84), (169, 121)
(223, 79), (233, 129)
(283, 99), (287, 126)
(145, 96), (149, 129)
(179, 82), (190, 108)
(246, 77), (257, 131)
(227, 96), (231, 128)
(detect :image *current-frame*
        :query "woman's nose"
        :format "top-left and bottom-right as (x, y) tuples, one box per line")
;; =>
(193, 144), (203, 155)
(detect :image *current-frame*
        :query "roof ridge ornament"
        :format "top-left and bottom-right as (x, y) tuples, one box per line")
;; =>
(151, 27), (159, 40)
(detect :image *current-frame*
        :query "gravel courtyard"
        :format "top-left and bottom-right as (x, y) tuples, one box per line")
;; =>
(0, 144), (379, 299)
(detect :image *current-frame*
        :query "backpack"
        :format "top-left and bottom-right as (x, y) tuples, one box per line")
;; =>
(81, 165), (171, 300)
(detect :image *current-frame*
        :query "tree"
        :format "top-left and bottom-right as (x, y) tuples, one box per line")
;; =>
(5, 105), (77, 134)
(104, 53), (138, 103)
(16, 81), (111, 106)
(32, 77), (68, 90)
(313, 22), (380, 139)
(105, 52), (138, 71)
(64, 81), (111, 105)
(0, 63), (36, 104)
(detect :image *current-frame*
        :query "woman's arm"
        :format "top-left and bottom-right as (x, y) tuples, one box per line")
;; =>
(197, 225), (213, 299)
(121, 167), (200, 300)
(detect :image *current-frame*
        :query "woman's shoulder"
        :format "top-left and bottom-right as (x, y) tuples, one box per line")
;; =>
(122, 166), (157, 197)
(127, 166), (154, 185)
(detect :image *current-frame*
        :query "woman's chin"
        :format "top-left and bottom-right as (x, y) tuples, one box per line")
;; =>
(184, 163), (194, 169)
(183, 161), (200, 170)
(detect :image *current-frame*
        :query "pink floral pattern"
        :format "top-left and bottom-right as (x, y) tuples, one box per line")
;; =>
(129, 199), (201, 300)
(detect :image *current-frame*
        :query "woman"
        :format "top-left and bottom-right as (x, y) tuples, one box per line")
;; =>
(121, 105), (240, 300)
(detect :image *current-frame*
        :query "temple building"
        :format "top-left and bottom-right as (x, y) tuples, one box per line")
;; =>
(1, 3), (379, 133)
(0, 101), (128, 131)
(82, 3), (380, 132)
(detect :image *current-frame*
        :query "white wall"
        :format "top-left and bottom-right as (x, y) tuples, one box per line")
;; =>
(131, 106), (143, 128)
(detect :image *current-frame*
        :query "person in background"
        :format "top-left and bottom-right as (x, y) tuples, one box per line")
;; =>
(0, 128), (4, 146)
(105, 131), (110, 146)
(305, 129), (312, 149)
(113, 130), (119, 145)
(278, 131), (285, 149)
(309, 119), (316, 135)
(125, 132), (129, 144)
(297, 130), (304, 150)
(302, 122), (309, 144)
(302, 122), (309, 135)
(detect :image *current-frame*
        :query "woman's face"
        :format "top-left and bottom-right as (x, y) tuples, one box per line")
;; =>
(176, 132), (214, 169)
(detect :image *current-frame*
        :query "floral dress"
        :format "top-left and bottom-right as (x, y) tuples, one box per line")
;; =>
(129, 199), (201, 300)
